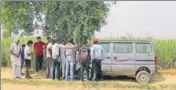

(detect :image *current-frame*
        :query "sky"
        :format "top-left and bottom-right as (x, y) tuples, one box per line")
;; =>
(95, 1), (176, 39)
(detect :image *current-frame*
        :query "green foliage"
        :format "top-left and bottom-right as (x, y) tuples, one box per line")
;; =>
(2, 1), (35, 36)
(2, 1), (110, 47)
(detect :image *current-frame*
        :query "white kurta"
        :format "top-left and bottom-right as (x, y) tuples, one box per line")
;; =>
(10, 43), (21, 78)
(10, 43), (21, 65)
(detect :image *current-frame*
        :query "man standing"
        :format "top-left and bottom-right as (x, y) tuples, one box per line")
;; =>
(45, 37), (52, 79)
(65, 38), (76, 81)
(43, 37), (51, 59)
(51, 39), (61, 80)
(58, 39), (66, 79)
(10, 38), (21, 79)
(91, 39), (104, 81)
(79, 41), (91, 81)
(24, 40), (33, 79)
(34, 36), (44, 72)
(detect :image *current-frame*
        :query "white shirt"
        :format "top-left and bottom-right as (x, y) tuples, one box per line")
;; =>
(10, 43), (21, 65)
(24, 45), (32, 60)
(46, 43), (52, 58)
(91, 44), (104, 61)
(52, 43), (60, 60)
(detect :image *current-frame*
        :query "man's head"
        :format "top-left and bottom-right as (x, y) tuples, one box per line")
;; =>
(53, 38), (59, 44)
(22, 44), (26, 48)
(60, 39), (65, 44)
(68, 38), (74, 44)
(27, 40), (33, 47)
(14, 38), (20, 45)
(47, 37), (51, 42)
(37, 36), (41, 41)
(51, 39), (55, 44)
(92, 39), (98, 44)
(82, 41), (87, 47)
(58, 39), (62, 44)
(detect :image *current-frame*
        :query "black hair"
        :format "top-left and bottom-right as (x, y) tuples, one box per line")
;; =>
(82, 41), (87, 45)
(47, 37), (51, 41)
(22, 44), (26, 47)
(37, 36), (41, 40)
(68, 38), (74, 44)
(51, 39), (55, 44)
(27, 40), (33, 45)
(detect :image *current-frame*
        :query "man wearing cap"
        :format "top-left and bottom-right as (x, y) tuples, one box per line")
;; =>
(10, 38), (21, 79)
(91, 39), (104, 81)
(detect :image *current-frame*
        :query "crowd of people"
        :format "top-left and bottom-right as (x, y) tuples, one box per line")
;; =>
(10, 36), (105, 81)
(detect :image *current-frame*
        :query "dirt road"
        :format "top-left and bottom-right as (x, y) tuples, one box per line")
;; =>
(2, 68), (176, 90)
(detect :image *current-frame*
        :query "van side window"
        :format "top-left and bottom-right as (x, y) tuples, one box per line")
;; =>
(113, 42), (133, 53)
(99, 42), (110, 53)
(136, 43), (152, 53)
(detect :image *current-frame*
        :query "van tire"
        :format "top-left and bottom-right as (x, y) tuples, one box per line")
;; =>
(136, 71), (151, 83)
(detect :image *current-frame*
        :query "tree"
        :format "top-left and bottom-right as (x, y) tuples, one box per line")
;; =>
(42, 1), (110, 47)
(2, 1), (110, 47)
(2, 1), (36, 37)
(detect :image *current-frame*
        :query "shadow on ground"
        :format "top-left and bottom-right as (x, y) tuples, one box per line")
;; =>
(101, 72), (165, 83)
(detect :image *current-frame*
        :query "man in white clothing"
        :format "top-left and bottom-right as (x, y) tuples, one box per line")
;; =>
(51, 39), (61, 80)
(10, 38), (21, 79)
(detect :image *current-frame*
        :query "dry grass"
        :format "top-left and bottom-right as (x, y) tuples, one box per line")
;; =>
(2, 68), (176, 90)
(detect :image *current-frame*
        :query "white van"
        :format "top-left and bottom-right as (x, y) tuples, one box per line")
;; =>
(99, 40), (158, 83)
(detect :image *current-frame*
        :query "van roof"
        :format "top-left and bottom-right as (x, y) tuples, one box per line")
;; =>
(99, 40), (152, 43)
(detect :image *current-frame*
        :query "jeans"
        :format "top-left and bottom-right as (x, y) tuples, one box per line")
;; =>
(46, 57), (52, 78)
(80, 61), (90, 81)
(65, 56), (75, 81)
(12, 64), (21, 78)
(61, 61), (66, 78)
(92, 60), (102, 81)
(51, 61), (61, 80)
(35, 55), (43, 72)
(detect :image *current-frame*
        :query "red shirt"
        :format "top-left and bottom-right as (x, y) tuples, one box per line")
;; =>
(34, 41), (44, 56)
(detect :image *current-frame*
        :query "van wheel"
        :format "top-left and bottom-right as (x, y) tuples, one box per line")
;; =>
(136, 71), (151, 83)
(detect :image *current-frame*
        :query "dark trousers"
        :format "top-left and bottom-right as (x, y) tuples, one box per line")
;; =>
(35, 55), (43, 72)
(51, 61), (61, 80)
(80, 61), (89, 81)
(92, 60), (102, 81)
(46, 57), (52, 78)
(21, 60), (24, 74)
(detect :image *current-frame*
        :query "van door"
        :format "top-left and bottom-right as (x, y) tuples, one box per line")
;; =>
(99, 42), (112, 75)
(111, 42), (135, 76)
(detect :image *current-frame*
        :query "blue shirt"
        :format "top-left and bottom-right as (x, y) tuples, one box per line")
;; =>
(21, 48), (25, 60)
